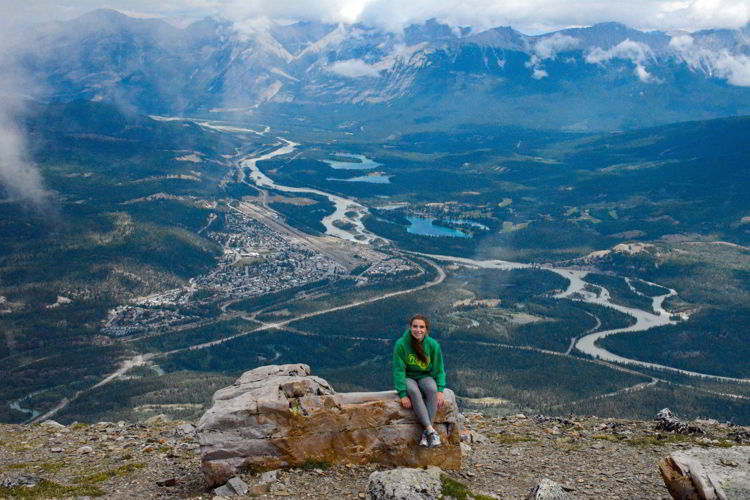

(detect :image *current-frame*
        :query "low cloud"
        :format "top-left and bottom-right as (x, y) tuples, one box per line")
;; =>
(670, 34), (750, 86)
(327, 58), (382, 77)
(7, 1), (750, 36)
(534, 33), (579, 59)
(525, 33), (579, 78)
(586, 39), (660, 83)
(0, 104), (48, 208)
(0, 19), (49, 209)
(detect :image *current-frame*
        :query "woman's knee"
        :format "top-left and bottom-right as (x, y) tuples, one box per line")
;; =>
(418, 376), (437, 394)
(405, 378), (421, 397)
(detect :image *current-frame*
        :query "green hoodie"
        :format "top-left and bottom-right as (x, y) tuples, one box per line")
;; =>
(392, 329), (446, 398)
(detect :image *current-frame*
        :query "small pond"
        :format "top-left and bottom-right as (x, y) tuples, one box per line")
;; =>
(406, 217), (471, 238)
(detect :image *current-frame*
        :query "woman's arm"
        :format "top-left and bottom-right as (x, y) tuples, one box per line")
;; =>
(430, 342), (446, 393)
(392, 343), (408, 398)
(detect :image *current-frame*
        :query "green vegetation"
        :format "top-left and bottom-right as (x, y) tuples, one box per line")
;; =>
(57, 371), (234, 423)
(583, 273), (654, 312)
(74, 463), (146, 484)
(600, 307), (750, 378)
(0, 480), (103, 499)
(269, 191), (335, 235)
(440, 475), (495, 500)
(629, 279), (670, 297)
(294, 459), (331, 471)
(488, 433), (538, 444)
(553, 381), (750, 424)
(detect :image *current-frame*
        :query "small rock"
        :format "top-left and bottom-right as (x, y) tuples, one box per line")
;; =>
(156, 477), (177, 487)
(77, 446), (94, 454)
(213, 485), (233, 497)
(40, 420), (66, 429)
(1, 475), (42, 488)
(250, 483), (271, 495)
(50, 447), (64, 453)
(176, 423), (196, 435)
(260, 470), (278, 484)
(226, 477), (249, 496)
(526, 478), (576, 500)
(367, 467), (442, 500)
(144, 414), (170, 426)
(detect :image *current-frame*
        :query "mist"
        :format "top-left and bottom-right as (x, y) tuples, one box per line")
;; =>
(0, 24), (50, 210)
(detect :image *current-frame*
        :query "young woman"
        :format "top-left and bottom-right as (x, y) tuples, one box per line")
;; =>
(392, 314), (446, 447)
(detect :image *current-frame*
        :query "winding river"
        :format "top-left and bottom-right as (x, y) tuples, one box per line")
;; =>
(419, 254), (750, 383)
(240, 140), (379, 244)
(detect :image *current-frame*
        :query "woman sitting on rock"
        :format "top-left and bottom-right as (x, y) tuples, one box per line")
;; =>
(392, 314), (446, 448)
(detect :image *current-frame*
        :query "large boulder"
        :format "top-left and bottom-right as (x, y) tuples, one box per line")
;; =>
(660, 446), (750, 500)
(197, 364), (461, 486)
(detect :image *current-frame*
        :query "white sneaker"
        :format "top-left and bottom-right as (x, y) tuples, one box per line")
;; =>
(428, 430), (441, 448)
(419, 430), (430, 447)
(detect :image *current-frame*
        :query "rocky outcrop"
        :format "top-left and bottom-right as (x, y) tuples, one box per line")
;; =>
(197, 364), (461, 486)
(660, 446), (750, 500)
(656, 408), (704, 435)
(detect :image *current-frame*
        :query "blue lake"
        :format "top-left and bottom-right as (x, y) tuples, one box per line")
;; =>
(406, 217), (470, 238)
(328, 175), (391, 184)
(323, 154), (381, 170)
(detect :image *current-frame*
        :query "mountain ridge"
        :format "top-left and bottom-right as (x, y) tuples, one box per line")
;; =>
(4, 9), (750, 130)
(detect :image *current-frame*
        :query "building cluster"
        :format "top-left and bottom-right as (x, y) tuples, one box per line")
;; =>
(102, 212), (345, 336)
(362, 257), (418, 278)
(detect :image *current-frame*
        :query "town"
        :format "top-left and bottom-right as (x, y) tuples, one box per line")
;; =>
(102, 211), (346, 336)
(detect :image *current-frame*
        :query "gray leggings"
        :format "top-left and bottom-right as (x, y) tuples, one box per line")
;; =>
(406, 377), (438, 429)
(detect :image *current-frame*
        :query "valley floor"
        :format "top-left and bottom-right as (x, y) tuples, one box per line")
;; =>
(1, 411), (745, 499)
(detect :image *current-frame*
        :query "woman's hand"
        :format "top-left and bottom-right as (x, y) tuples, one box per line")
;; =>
(400, 396), (412, 409)
(437, 392), (445, 409)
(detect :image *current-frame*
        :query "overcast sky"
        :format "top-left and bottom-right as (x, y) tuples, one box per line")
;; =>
(2, 0), (749, 34)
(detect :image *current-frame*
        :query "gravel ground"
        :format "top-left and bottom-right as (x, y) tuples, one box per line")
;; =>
(0, 413), (744, 499)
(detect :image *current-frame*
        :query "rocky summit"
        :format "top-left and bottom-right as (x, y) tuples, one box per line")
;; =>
(197, 364), (461, 486)
(2, 404), (750, 499)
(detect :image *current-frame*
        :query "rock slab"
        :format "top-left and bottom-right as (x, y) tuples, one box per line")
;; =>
(367, 467), (443, 500)
(660, 446), (750, 500)
(197, 364), (461, 486)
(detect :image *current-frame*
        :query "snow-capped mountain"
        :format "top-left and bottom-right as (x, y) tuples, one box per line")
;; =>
(5, 8), (750, 130)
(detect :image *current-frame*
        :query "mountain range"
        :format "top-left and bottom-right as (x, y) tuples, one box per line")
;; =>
(4, 9), (750, 131)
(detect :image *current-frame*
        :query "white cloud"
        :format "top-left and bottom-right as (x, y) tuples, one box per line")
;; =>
(586, 39), (653, 64)
(586, 39), (661, 83)
(327, 58), (382, 77)
(534, 33), (580, 60)
(4, 0), (750, 35)
(524, 33), (580, 78)
(670, 34), (750, 86)
(712, 52), (750, 85)
(0, 18), (49, 208)
(0, 117), (48, 207)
